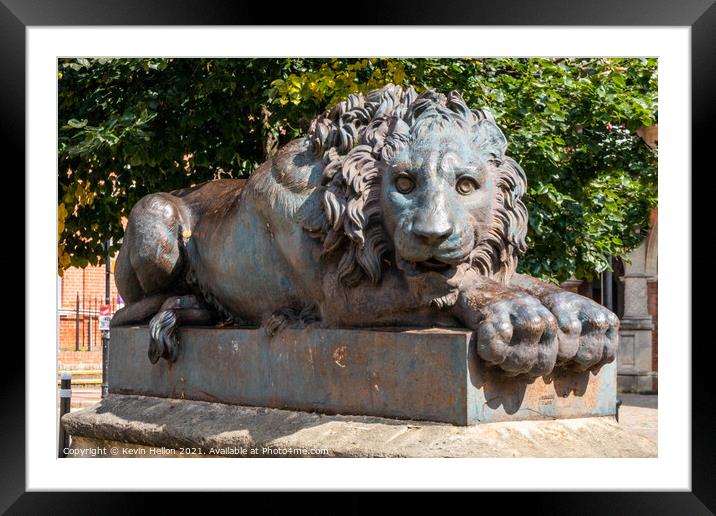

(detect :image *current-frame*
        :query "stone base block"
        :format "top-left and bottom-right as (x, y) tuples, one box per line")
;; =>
(107, 326), (616, 425)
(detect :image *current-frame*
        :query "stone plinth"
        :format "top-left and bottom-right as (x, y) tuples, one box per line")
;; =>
(61, 394), (654, 458)
(107, 326), (616, 425)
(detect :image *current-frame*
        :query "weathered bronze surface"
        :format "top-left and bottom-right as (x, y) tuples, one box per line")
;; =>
(108, 326), (616, 425)
(112, 84), (618, 379)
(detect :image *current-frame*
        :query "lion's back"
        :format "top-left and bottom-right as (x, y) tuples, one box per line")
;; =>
(168, 178), (245, 217)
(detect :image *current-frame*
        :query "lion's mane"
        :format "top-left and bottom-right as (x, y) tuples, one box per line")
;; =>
(308, 84), (528, 287)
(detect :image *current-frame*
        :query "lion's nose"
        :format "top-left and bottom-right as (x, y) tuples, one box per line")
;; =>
(413, 220), (453, 245)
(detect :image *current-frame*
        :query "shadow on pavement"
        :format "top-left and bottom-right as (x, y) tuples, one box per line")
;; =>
(620, 393), (658, 409)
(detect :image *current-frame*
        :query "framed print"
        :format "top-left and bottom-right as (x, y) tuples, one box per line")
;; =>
(7, 0), (712, 510)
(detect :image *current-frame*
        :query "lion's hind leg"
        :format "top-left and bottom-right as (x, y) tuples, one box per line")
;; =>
(119, 192), (191, 297)
(114, 193), (218, 363)
(110, 294), (169, 328)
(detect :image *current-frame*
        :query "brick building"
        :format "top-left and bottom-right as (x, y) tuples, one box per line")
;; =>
(58, 258), (120, 370)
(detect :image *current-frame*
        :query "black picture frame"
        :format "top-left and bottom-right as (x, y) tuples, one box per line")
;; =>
(6, 0), (710, 511)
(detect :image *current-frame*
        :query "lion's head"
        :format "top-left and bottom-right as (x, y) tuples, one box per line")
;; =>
(308, 84), (528, 304)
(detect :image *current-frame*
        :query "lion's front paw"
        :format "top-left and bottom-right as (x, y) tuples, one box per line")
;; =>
(475, 295), (559, 377)
(541, 291), (619, 372)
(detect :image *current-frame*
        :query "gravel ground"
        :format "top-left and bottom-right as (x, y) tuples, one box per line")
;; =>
(63, 393), (658, 458)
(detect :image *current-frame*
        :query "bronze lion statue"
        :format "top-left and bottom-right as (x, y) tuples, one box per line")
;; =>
(112, 84), (618, 377)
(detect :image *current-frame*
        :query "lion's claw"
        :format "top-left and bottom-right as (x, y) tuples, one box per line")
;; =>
(475, 295), (559, 377)
(541, 291), (619, 372)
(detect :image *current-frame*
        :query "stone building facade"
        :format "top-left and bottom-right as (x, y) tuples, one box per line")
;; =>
(560, 209), (658, 393)
(616, 211), (658, 393)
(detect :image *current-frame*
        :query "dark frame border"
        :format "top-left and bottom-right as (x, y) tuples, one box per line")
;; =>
(7, 0), (711, 512)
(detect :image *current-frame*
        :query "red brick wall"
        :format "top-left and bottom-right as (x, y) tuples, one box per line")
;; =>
(57, 350), (103, 371)
(59, 261), (120, 310)
(59, 316), (105, 353)
(648, 280), (658, 391)
(58, 259), (119, 366)
(648, 207), (657, 391)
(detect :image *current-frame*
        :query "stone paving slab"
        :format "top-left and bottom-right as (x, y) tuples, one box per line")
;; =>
(62, 394), (656, 458)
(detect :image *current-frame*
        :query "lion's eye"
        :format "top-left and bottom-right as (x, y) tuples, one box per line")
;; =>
(456, 177), (478, 195)
(395, 176), (415, 194)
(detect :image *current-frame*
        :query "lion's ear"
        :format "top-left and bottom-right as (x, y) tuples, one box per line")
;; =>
(473, 119), (507, 161)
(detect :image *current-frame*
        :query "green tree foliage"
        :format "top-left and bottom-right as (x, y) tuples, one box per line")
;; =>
(59, 58), (657, 282)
